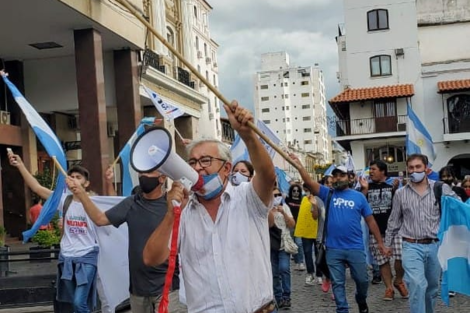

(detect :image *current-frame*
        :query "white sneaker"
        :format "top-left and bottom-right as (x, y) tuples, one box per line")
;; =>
(317, 277), (323, 285)
(298, 263), (306, 271)
(305, 274), (315, 286)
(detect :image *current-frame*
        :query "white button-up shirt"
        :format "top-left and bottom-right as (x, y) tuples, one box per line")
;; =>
(179, 182), (273, 313)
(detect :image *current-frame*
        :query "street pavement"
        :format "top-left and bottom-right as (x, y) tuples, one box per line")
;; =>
(1, 261), (469, 313)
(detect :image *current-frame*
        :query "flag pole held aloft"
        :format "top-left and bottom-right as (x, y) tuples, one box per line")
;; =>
(114, 0), (301, 171)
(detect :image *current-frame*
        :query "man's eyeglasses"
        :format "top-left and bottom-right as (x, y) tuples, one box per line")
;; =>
(188, 156), (226, 168)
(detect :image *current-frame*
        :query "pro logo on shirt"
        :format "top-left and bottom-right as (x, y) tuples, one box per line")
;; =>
(333, 198), (355, 209)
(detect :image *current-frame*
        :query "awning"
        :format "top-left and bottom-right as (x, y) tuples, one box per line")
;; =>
(437, 79), (470, 93)
(329, 84), (414, 104)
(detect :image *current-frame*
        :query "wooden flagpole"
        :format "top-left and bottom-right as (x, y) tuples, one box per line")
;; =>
(115, 0), (300, 170)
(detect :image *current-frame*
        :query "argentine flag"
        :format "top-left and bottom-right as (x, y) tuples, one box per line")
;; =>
(230, 119), (281, 164)
(438, 196), (470, 305)
(1, 73), (67, 243)
(275, 167), (291, 195)
(323, 164), (336, 176)
(142, 85), (184, 121)
(118, 117), (157, 196)
(406, 103), (436, 165)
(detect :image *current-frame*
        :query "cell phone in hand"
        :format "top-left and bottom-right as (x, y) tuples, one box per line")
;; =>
(6, 148), (12, 155)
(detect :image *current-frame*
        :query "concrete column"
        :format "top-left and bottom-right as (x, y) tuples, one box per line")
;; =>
(74, 29), (109, 195)
(113, 49), (142, 151)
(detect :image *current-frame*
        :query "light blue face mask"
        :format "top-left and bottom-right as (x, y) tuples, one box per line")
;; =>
(410, 171), (426, 183)
(230, 172), (250, 186)
(196, 173), (225, 200)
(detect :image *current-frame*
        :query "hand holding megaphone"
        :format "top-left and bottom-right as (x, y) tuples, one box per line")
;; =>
(166, 181), (189, 213)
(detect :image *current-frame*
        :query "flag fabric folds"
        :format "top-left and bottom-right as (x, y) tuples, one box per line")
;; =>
(118, 117), (156, 196)
(345, 151), (356, 172)
(91, 196), (130, 312)
(142, 85), (184, 121)
(438, 196), (470, 305)
(230, 119), (281, 164)
(1, 74), (67, 243)
(323, 164), (336, 176)
(406, 103), (436, 165)
(275, 167), (291, 195)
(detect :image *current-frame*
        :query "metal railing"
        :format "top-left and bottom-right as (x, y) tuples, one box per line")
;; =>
(443, 117), (470, 134)
(336, 115), (406, 136)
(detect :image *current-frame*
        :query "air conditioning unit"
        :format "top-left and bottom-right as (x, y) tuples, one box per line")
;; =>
(205, 57), (211, 64)
(107, 123), (116, 137)
(397, 123), (406, 132)
(336, 71), (341, 80)
(197, 51), (203, 59)
(395, 48), (405, 57)
(213, 62), (218, 68)
(209, 113), (214, 120)
(0, 111), (10, 125)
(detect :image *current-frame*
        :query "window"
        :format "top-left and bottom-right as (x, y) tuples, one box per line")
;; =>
(286, 118), (290, 122)
(206, 70), (209, 81)
(303, 116), (311, 121)
(261, 108), (270, 113)
(370, 55), (392, 76)
(304, 140), (312, 145)
(284, 82), (288, 87)
(197, 65), (201, 73)
(204, 43), (207, 56)
(304, 128), (312, 133)
(263, 120), (270, 124)
(194, 6), (198, 18)
(284, 94), (289, 99)
(261, 96), (269, 101)
(213, 74), (216, 85)
(286, 106), (290, 110)
(301, 93), (309, 97)
(301, 81), (309, 86)
(302, 104), (310, 109)
(260, 85), (268, 90)
(367, 9), (389, 31)
(195, 36), (199, 50)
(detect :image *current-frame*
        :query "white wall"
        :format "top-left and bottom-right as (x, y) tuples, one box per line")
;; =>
(417, 0), (470, 24)
(419, 23), (470, 64)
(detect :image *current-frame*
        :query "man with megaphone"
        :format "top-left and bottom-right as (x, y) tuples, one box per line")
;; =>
(143, 101), (277, 313)
(66, 168), (187, 312)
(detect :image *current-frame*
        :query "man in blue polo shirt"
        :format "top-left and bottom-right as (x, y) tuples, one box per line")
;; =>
(291, 157), (387, 313)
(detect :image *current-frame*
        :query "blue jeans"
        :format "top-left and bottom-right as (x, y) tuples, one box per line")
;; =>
(326, 249), (368, 313)
(290, 230), (304, 264)
(402, 241), (440, 313)
(271, 249), (292, 302)
(61, 263), (97, 313)
(302, 238), (315, 274)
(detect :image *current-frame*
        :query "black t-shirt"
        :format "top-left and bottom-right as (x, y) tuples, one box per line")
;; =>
(366, 182), (394, 234)
(105, 193), (179, 297)
(285, 198), (301, 222)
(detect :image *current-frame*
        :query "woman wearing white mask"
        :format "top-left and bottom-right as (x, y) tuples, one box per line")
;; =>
(230, 160), (254, 186)
(269, 188), (295, 309)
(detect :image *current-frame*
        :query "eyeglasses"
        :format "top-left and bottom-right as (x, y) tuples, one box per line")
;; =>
(273, 193), (282, 197)
(188, 156), (226, 168)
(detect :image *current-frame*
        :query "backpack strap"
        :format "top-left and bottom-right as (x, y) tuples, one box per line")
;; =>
(433, 181), (444, 213)
(61, 195), (74, 236)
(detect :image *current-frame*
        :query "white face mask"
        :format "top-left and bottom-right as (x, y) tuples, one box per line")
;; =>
(230, 172), (250, 186)
(273, 196), (283, 206)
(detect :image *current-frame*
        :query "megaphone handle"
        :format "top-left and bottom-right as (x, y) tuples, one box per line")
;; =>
(157, 205), (181, 313)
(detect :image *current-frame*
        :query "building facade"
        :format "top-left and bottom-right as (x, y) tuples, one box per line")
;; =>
(0, 0), (217, 238)
(254, 52), (330, 172)
(331, 0), (470, 177)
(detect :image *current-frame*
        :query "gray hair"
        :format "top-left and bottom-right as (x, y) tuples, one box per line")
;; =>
(186, 138), (232, 162)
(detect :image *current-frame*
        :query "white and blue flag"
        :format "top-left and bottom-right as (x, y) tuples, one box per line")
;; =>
(275, 167), (291, 195)
(142, 85), (184, 121)
(438, 196), (470, 305)
(323, 164), (336, 176)
(230, 119), (282, 164)
(406, 103), (436, 165)
(1, 74), (67, 243)
(345, 151), (356, 172)
(118, 117), (156, 196)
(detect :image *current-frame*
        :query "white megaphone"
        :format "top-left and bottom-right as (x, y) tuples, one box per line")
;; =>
(130, 127), (204, 192)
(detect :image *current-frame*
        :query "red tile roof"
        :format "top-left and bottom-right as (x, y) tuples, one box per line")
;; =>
(329, 84), (414, 103)
(438, 79), (470, 93)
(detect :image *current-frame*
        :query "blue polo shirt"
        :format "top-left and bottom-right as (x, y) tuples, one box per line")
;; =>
(318, 185), (372, 250)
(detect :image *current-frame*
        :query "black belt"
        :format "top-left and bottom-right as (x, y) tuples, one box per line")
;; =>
(403, 237), (439, 244)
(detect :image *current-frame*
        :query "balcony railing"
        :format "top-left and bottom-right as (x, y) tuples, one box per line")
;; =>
(336, 115), (406, 136)
(143, 49), (165, 74)
(443, 117), (470, 134)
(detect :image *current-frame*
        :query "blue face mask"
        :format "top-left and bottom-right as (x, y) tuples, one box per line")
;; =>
(196, 173), (225, 200)
(410, 171), (426, 183)
(231, 172), (250, 186)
